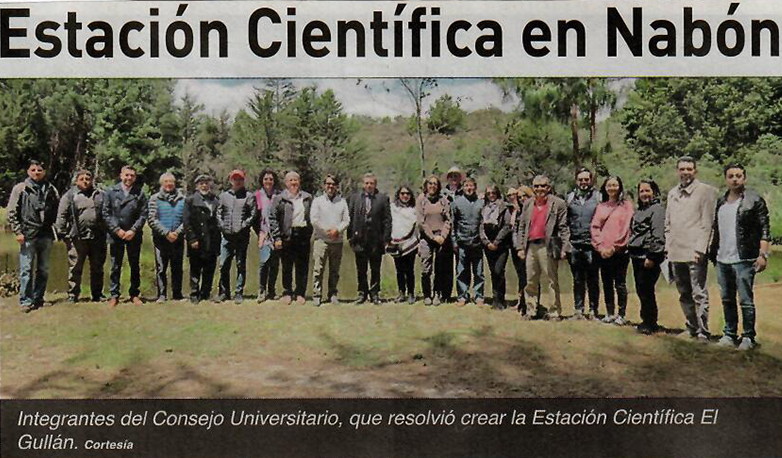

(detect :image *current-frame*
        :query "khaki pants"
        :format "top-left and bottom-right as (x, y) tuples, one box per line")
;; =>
(524, 241), (561, 316)
(312, 239), (343, 299)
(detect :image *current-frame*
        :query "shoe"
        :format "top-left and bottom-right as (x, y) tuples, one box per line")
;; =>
(394, 293), (406, 303)
(156, 296), (167, 303)
(677, 330), (696, 340)
(172, 294), (184, 301)
(217, 295), (229, 303)
(331, 296), (340, 305)
(131, 296), (144, 306)
(613, 316), (627, 326)
(636, 323), (652, 334)
(491, 300), (505, 310)
(432, 296), (441, 306)
(234, 295), (244, 304)
(21, 304), (35, 313)
(601, 314), (616, 324)
(407, 294), (415, 304)
(92, 294), (107, 302)
(570, 311), (585, 321)
(355, 294), (368, 305)
(371, 296), (381, 305)
(696, 333), (710, 343)
(257, 295), (267, 304)
(67, 295), (78, 303)
(296, 296), (306, 305)
(476, 298), (485, 307)
(313, 297), (322, 307)
(281, 295), (292, 305)
(545, 311), (561, 321)
(737, 337), (756, 351)
(424, 297), (433, 306)
(189, 297), (200, 305)
(457, 298), (467, 307)
(521, 313), (535, 321)
(108, 297), (118, 308)
(717, 335), (737, 348)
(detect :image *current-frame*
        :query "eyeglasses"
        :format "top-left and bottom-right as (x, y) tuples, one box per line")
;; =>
(533, 184), (548, 188)
(400, 191), (411, 195)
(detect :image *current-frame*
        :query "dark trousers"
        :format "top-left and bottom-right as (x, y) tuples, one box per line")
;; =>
(569, 245), (601, 314)
(66, 238), (106, 299)
(109, 237), (142, 299)
(393, 251), (416, 296)
(281, 232), (311, 298)
(355, 248), (383, 298)
(153, 238), (184, 299)
(190, 254), (217, 300)
(600, 251), (630, 317)
(258, 244), (280, 298)
(632, 257), (661, 327)
(219, 236), (249, 298)
(419, 238), (452, 300)
(485, 246), (509, 304)
(456, 245), (485, 301)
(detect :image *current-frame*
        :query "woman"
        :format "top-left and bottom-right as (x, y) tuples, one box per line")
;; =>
(389, 186), (419, 304)
(591, 176), (634, 325)
(254, 169), (280, 303)
(416, 175), (452, 306)
(508, 185), (533, 313)
(480, 185), (512, 309)
(628, 179), (666, 334)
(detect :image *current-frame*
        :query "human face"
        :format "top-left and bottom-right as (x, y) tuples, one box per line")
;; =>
(448, 173), (461, 188)
(605, 178), (621, 201)
(231, 176), (245, 191)
(120, 168), (137, 187)
(725, 167), (746, 193)
(363, 177), (377, 194)
(161, 176), (176, 193)
(638, 183), (654, 204)
(486, 188), (498, 202)
(262, 173), (275, 192)
(27, 164), (45, 182)
(463, 181), (476, 196)
(426, 179), (439, 196)
(324, 177), (338, 198)
(507, 193), (518, 205)
(399, 188), (412, 204)
(576, 171), (592, 191)
(287, 176), (300, 194)
(197, 180), (212, 194)
(677, 161), (697, 186)
(532, 179), (550, 199)
(75, 174), (93, 191)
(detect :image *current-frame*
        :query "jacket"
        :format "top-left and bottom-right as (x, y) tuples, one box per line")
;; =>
(513, 195), (571, 259)
(665, 179), (718, 262)
(101, 182), (148, 241)
(217, 187), (257, 239)
(347, 189), (392, 252)
(54, 186), (105, 240)
(451, 193), (484, 248)
(183, 191), (221, 258)
(311, 193), (350, 243)
(269, 189), (314, 243)
(416, 193), (451, 241)
(148, 189), (186, 241)
(628, 199), (666, 263)
(566, 187), (600, 247)
(7, 178), (60, 240)
(591, 199), (634, 253)
(480, 199), (512, 247)
(254, 188), (278, 247)
(708, 188), (771, 263)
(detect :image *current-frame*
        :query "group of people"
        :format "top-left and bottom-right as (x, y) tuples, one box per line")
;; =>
(5, 157), (771, 349)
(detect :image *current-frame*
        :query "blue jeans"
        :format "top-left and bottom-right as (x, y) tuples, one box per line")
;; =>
(717, 261), (757, 340)
(219, 236), (249, 298)
(456, 245), (484, 301)
(18, 237), (53, 307)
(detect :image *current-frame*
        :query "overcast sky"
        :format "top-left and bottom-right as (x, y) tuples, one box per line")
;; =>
(174, 78), (520, 118)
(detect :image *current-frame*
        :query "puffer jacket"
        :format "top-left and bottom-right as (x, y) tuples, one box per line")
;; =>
(451, 193), (484, 248)
(708, 188), (771, 263)
(628, 198), (666, 264)
(217, 187), (257, 239)
(6, 178), (60, 239)
(566, 187), (600, 247)
(148, 188), (186, 241)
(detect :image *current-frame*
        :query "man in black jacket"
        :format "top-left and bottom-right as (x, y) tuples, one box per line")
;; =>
(55, 169), (106, 303)
(102, 165), (148, 307)
(566, 167), (601, 320)
(183, 174), (222, 304)
(217, 170), (257, 304)
(6, 160), (60, 312)
(710, 164), (771, 351)
(347, 173), (392, 304)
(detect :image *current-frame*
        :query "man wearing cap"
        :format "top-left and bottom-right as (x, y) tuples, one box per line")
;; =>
(217, 169), (257, 304)
(184, 174), (221, 304)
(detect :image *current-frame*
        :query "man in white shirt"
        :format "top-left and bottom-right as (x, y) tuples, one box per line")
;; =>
(310, 175), (350, 306)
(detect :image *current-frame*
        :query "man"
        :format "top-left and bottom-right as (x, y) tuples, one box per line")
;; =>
(451, 177), (485, 307)
(183, 174), (221, 304)
(102, 165), (148, 307)
(148, 172), (186, 302)
(439, 166), (463, 302)
(442, 166), (464, 201)
(217, 170), (257, 304)
(310, 175), (350, 306)
(566, 167), (601, 320)
(710, 164), (770, 351)
(269, 171), (313, 305)
(55, 169), (106, 303)
(347, 173), (392, 304)
(665, 156), (718, 341)
(7, 160), (60, 312)
(254, 169), (280, 303)
(514, 175), (571, 320)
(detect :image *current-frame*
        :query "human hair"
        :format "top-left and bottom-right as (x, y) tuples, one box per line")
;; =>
(574, 166), (593, 180)
(636, 178), (661, 206)
(28, 160), (44, 169)
(723, 163), (746, 177)
(120, 165), (136, 174)
(324, 174), (340, 185)
(599, 176), (626, 203)
(485, 184), (502, 201)
(363, 172), (377, 183)
(463, 176), (477, 186)
(532, 175), (550, 187)
(284, 171), (300, 182)
(677, 156), (697, 169)
(74, 169), (92, 180)
(159, 172), (176, 185)
(395, 186), (416, 207)
(518, 185), (534, 199)
(422, 175), (442, 195)
(259, 168), (279, 188)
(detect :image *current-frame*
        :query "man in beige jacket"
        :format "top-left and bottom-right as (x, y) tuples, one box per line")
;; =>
(665, 156), (718, 340)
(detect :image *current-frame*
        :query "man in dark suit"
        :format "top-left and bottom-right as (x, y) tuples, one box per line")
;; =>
(347, 173), (392, 304)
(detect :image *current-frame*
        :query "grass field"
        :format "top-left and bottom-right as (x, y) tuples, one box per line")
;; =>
(2, 283), (782, 399)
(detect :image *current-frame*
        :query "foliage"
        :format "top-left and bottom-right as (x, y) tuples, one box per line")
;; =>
(425, 94), (466, 135)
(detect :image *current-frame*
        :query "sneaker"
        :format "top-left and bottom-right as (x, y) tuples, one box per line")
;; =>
(156, 296), (167, 303)
(92, 294), (107, 302)
(407, 294), (415, 304)
(737, 337), (756, 351)
(432, 296), (441, 307)
(717, 335), (737, 348)
(696, 333), (710, 343)
(636, 323), (652, 334)
(131, 296), (144, 306)
(476, 298), (485, 307)
(234, 295), (244, 304)
(394, 294), (406, 304)
(217, 295), (229, 303)
(313, 297), (322, 307)
(601, 314), (616, 324)
(108, 297), (118, 308)
(21, 304), (35, 313)
(281, 295), (292, 305)
(613, 316), (627, 326)
(424, 297), (433, 306)
(189, 297), (200, 305)
(570, 311), (585, 321)
(296, 296), (306, 305)
(457, 298), (467, 307)
(371, 295), (381, 305)
(330, 295), (340, 305)
(67, 295), (79, 303)
(257, 295), (267, 304)
(355, 294), (368, 305)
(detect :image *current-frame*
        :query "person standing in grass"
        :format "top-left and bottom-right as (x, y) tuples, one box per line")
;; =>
(7, 160), (60, 312)
(347, 173), (392, 305)
(254, 169), (280, 303)
(566, 167), (602, 320)
(591, 176), (634, 326)
(514, 175), (570, 321)
(508, 185), (534, 314)
(389, 186), (419, 304)
(310, 174), (350, 307)
(480, 185), (512, 310)
(417, 175), (452, 306)
(183, 174), (221, 304)
(102, 165), (148, 308)
(710, 164), (771, 351)
(665, 156), (718, 341)
(452, 177), (485, 307)
(148, 172), (186, 303)
(628, 179), (666, 334)
(270, 171), (313, 305)
(55, 169), (106, 304)
(217, 169), (257, 304)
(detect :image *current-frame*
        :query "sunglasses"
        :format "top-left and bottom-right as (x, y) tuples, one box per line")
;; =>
(400, 191), (411, 195)
(533, 184), (548, 188)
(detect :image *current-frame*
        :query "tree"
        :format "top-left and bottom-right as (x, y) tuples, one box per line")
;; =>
(399, 78), (437, 178)
(425, 94), (466, 135)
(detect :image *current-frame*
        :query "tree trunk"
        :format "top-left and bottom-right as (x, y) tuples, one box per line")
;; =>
(416, 103), (426, 179)
(570, 104), (581, 168)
